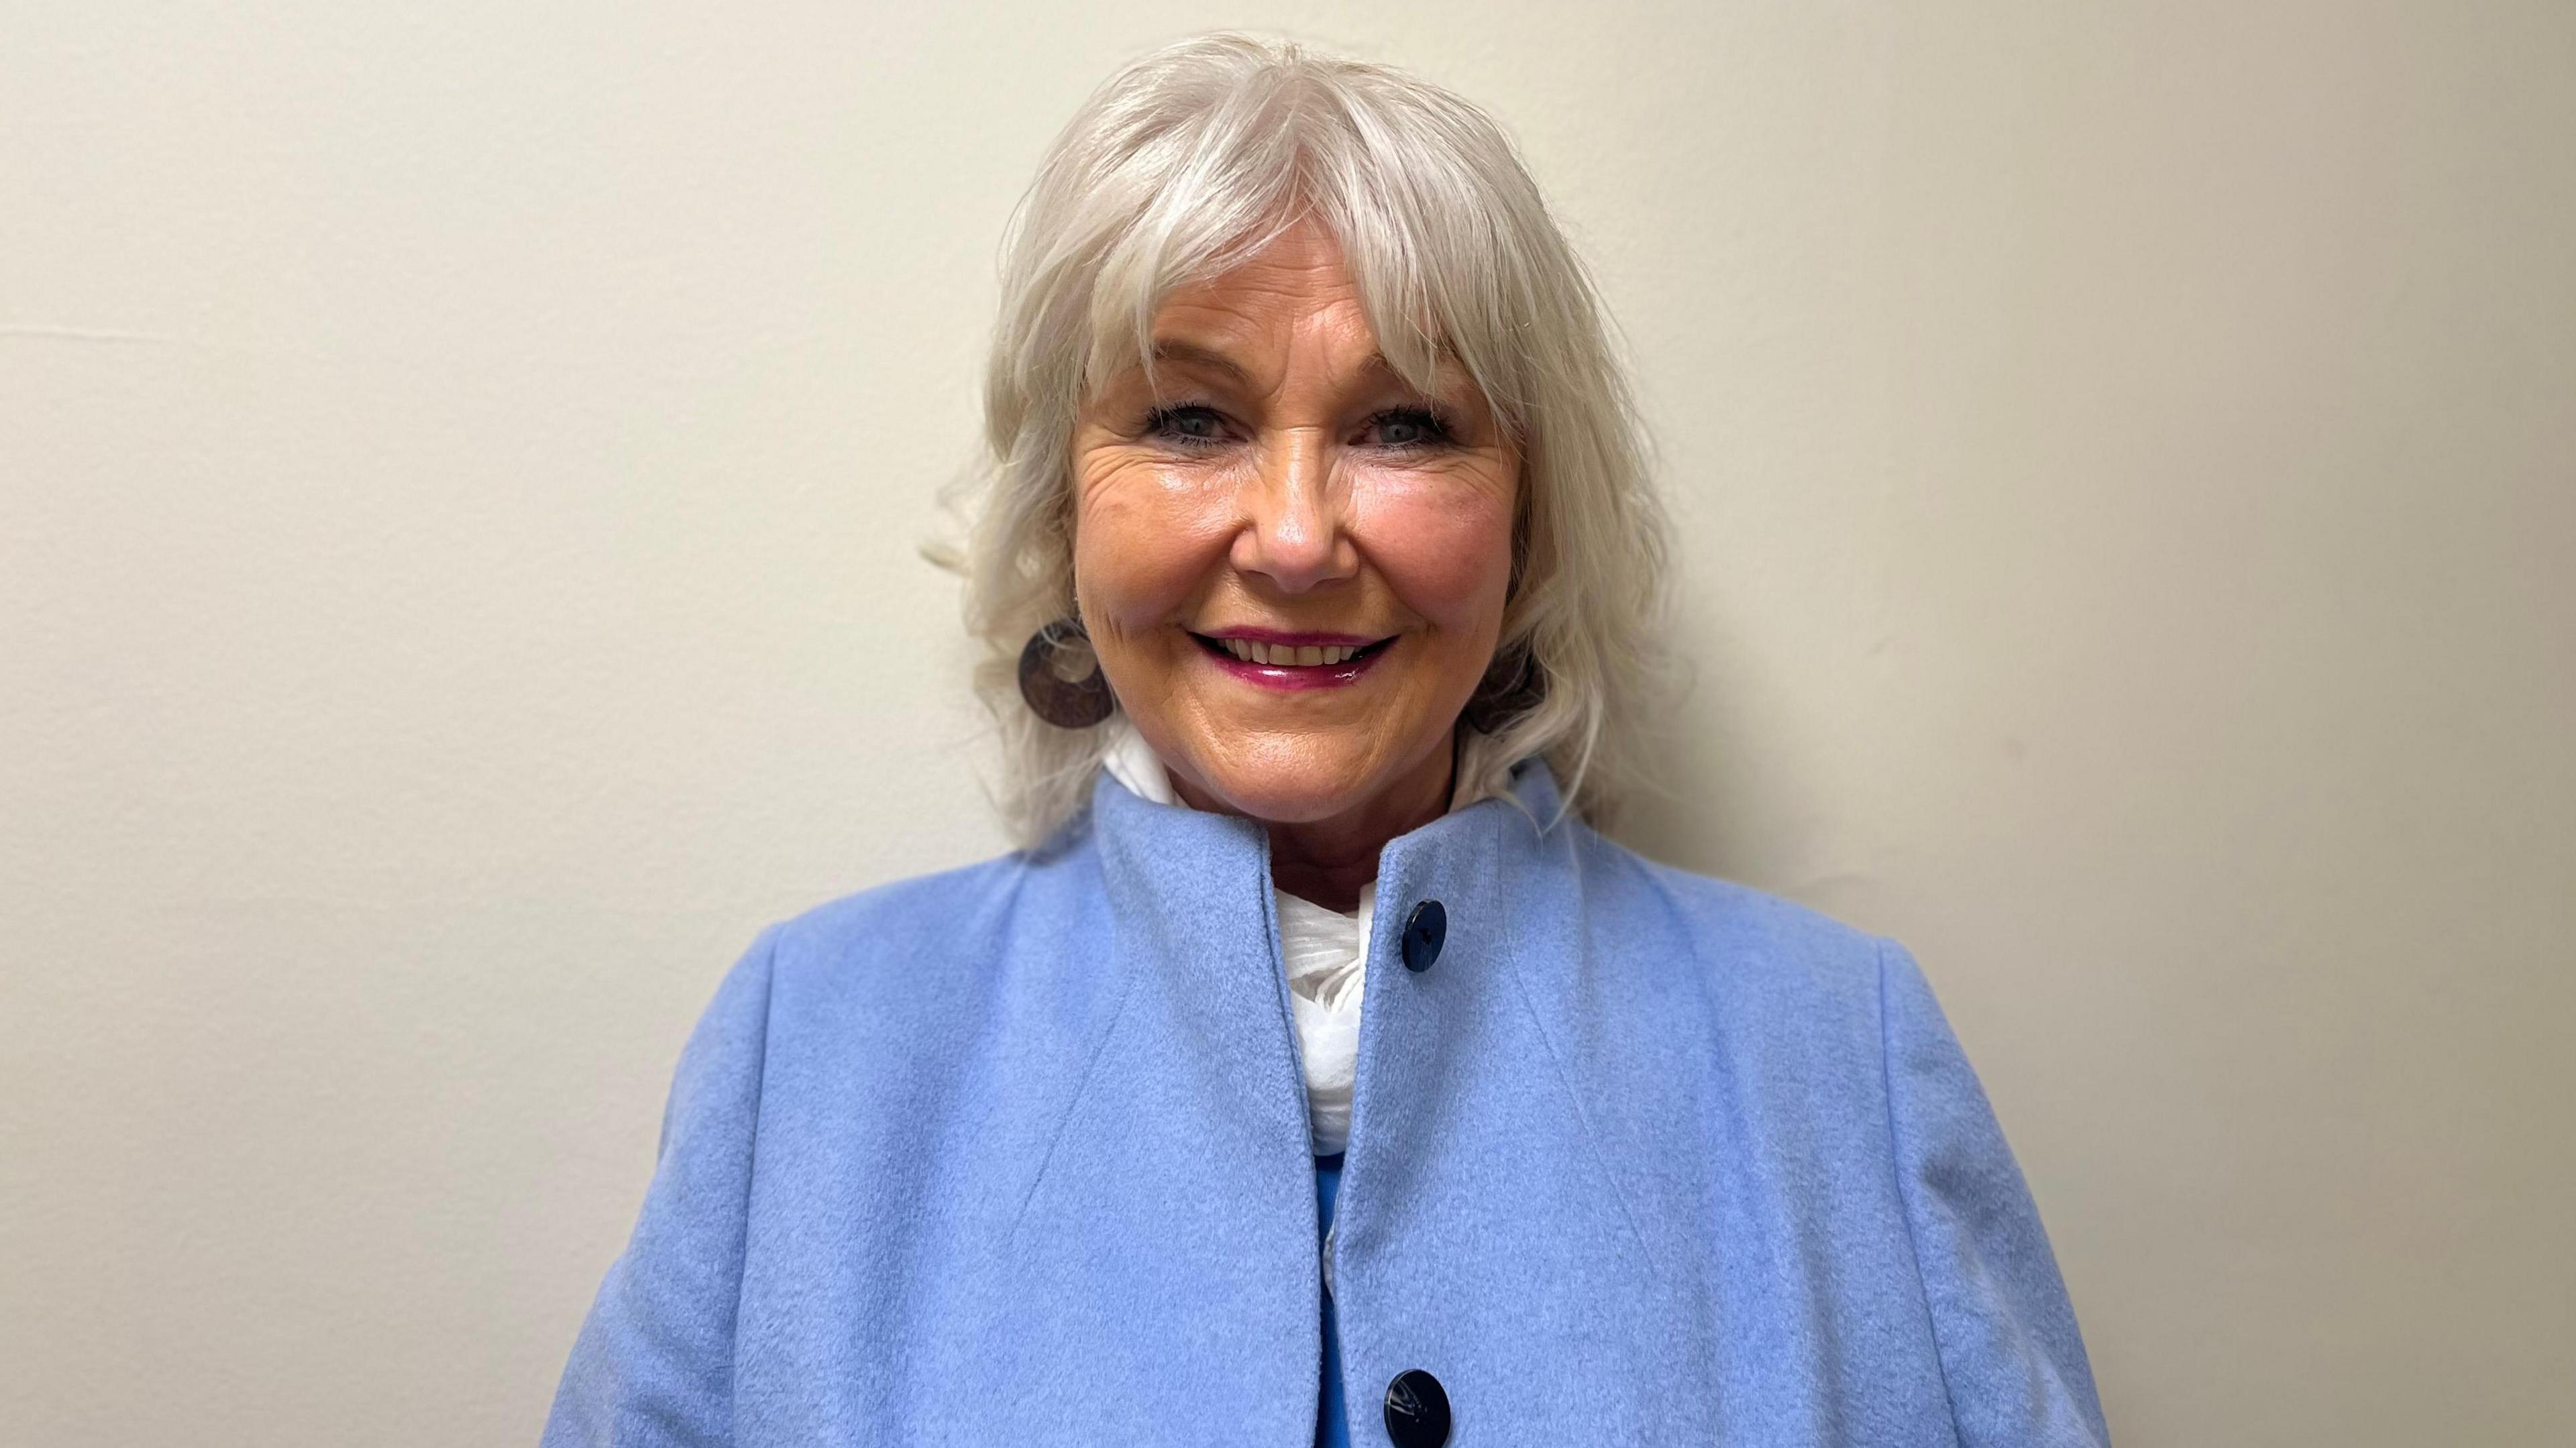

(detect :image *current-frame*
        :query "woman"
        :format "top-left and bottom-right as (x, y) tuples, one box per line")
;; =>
(543, 33), (2108, 1448)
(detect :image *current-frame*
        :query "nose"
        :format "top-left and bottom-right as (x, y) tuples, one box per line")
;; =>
(1231, 424), (1358, 594)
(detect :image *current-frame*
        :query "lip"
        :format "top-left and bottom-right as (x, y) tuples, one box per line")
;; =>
(1188, 628), (1395, 691)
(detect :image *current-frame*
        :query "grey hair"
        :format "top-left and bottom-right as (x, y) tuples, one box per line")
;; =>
(932, 32), (1676, 848)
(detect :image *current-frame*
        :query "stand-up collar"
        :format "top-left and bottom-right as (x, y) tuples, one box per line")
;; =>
(1084, 756), (1571, 1156)
(1085, 752), (1568, 974)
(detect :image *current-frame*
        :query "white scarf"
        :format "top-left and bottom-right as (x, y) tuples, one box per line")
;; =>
(1101, 720), (1369, 1155)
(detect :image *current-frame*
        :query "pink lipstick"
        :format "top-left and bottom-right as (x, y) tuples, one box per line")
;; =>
(1191, 628), (1395, 690)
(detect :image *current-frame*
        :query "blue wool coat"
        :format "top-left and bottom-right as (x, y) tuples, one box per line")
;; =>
(542, 759), (2109, 1446)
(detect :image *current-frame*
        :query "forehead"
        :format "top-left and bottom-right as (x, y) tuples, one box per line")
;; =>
(1132, 217), (1474, 398)
(1153, 221), (1362, 335)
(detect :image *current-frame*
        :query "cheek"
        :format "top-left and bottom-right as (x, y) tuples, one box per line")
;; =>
(1070, 458), (1232, 641)
(1354, 474), (1516, 632)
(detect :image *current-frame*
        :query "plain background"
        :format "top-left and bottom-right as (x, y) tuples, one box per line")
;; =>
(5, 2), (2570, 1443)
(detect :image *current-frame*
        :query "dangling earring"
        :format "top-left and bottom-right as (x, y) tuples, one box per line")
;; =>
(1462, 640), (1546, 734)
(1016, 616), (1116, 728)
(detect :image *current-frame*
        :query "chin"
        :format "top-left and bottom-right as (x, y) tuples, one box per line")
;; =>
(1204, 775), (1373, 826)
(1187, 735), (1392, 825)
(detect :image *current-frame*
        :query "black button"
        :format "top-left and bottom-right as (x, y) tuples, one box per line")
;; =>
(1400, 899), (1446, 974)
(1383, 1368), (1451, 1447)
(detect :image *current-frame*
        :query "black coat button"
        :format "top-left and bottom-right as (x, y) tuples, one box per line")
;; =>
(1400, 899), (1446, 974)
(1383, 1368), (1451, 1447)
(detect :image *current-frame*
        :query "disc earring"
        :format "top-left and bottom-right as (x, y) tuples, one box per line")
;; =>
(1016, 617), (1116, 728)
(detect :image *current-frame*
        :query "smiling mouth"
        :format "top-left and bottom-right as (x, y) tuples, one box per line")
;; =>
(1188, 632), (1396, 668)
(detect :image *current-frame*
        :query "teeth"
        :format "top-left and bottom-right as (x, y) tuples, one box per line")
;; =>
(1220, 638), (1366, 666)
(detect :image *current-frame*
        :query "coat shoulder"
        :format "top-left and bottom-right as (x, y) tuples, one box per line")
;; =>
(756, 840), (1096, 1002)
(1564, 824), (1897, 1005)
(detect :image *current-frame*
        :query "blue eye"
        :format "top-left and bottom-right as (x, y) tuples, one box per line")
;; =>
(1144, 404), (1226, 443)
(1141, 402), (1456, 449)
(1369, 407), (1454, 448)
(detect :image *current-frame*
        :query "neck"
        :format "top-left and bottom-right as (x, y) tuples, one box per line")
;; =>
(1171, 731), (1457, 913)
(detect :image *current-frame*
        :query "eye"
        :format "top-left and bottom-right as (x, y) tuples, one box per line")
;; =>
(1364, 406), (1456, 449)
(1143, 404), (1228, 445)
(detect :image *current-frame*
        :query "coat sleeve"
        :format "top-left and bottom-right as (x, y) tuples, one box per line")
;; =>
(1876, 938), (2112, 1447)
(541, 923), (782, 1448)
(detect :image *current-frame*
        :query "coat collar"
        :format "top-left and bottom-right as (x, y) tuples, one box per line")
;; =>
(1082, 753), (1573, 1157)
(1085, 748), (1569, 963)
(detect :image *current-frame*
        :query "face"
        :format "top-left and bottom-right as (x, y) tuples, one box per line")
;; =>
(1069, 218), (1519, 829)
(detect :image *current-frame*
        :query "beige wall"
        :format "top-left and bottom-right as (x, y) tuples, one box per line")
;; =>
(5, 3), (2569, 1443)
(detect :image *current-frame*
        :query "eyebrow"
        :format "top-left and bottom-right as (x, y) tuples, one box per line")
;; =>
(1147, 339), (1252, 384)
(1145, 339), (1426, 388)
